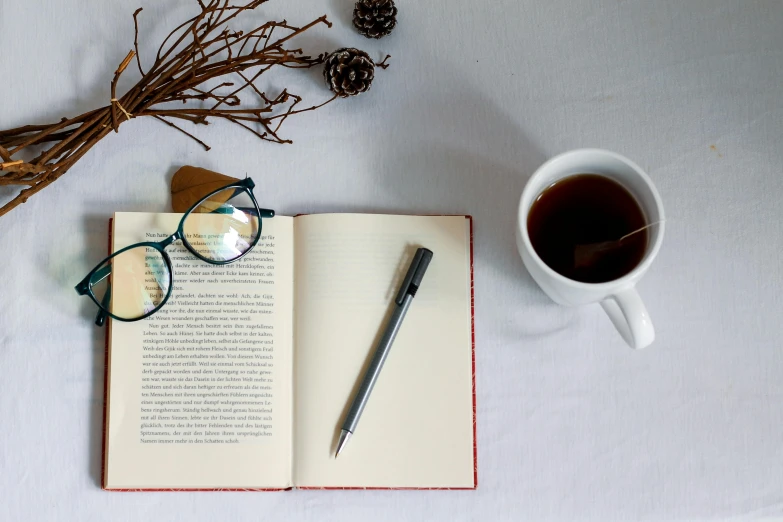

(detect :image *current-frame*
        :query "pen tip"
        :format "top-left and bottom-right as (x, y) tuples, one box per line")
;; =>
(335, 430), (351, 458)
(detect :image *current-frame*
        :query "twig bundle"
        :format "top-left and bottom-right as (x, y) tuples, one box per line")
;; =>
(0, 0), (335, 217)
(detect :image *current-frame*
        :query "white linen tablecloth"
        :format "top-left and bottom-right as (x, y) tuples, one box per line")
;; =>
(1, 0), (782, 520)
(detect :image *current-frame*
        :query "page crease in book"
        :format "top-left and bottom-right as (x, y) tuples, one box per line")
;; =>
(101, 212), (476, 491)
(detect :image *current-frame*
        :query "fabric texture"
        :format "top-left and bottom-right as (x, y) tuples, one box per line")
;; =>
(1, 0), (782, 520)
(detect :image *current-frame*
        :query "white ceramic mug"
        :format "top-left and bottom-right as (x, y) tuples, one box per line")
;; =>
(516, 149), (665, 349)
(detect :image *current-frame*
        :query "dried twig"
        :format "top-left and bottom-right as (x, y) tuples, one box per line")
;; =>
(0, 0), (334, 217)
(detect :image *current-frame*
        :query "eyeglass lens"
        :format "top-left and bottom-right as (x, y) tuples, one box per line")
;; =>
(90, 246), (171, 320)
(182, 187), (260, 262)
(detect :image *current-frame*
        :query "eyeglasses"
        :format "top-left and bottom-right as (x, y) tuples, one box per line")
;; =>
(75, 177), (273, 327)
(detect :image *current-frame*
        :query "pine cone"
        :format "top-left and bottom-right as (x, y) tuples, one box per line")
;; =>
(353, 0), (397, 39)
(323, 48), (376, 97)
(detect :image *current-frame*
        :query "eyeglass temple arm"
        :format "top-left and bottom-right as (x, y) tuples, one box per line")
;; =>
(95, 288), (111, 326)
(227, 188), (274, 218)
(210, 206), (274, 218)
(90, 265), (112, 327)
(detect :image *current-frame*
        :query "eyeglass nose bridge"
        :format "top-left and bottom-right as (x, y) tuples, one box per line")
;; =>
(158, 231), (182, 249)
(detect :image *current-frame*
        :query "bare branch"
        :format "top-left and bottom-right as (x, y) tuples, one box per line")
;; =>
(0, 2), (339, 218)
(133, 8), (146, 76)
(153, 115), (211, 150)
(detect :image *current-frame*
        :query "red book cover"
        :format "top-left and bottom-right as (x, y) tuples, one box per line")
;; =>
(101, 215), (476, 491)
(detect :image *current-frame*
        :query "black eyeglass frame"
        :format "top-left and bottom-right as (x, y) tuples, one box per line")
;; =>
(74, 177), (274, 326)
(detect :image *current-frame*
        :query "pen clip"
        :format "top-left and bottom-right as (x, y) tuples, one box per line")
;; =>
(395, 248), (433, 305)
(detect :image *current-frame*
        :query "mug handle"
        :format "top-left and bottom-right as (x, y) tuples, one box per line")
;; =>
(600, 286), (655, 349)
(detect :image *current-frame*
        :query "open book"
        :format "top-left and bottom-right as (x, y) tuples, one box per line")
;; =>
(103, 212), (476, 490)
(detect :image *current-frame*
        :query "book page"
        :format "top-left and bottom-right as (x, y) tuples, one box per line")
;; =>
(293, 214), (474, 488)
(104, 212), (294, 489)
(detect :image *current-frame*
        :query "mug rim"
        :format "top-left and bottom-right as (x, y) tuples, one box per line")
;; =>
(518, 148), (666, 291)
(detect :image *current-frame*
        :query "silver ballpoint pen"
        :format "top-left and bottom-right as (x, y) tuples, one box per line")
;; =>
(335, 247), (434, 458)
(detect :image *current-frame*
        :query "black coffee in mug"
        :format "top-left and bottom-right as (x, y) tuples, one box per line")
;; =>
(527, 174), (647, 283)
